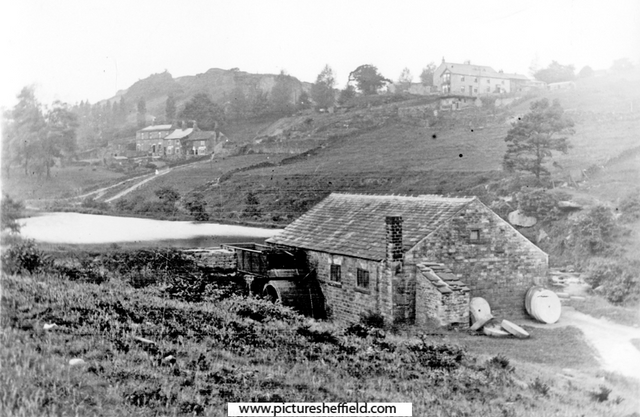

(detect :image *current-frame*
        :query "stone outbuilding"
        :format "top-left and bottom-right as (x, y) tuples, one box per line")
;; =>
(266, 193), (548, 326)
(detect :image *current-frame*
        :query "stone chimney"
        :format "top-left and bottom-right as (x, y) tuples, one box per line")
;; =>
(385, 215), (404, 262)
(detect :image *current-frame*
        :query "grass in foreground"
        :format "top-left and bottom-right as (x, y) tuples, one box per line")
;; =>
(3, 265), (639, 417)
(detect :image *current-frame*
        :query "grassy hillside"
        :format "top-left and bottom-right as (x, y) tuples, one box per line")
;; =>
(3, 247), (638, 416)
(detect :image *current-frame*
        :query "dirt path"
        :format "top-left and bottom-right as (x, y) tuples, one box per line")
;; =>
(527, 306), (640, 379)
(76, 173), (156, 200)
(105, 168), (172, 202)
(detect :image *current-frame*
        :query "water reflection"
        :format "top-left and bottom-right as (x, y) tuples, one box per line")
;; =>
(19, 212), (281, 247)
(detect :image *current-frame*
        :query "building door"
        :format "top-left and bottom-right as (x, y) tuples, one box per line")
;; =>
(468, 86), (473, 96)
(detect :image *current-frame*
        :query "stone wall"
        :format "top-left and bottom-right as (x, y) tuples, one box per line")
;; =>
(406, 199), (548, 319)
(415, 272), (443, 327)
(303, 250), (393, 324)
(182, 248), (237, 272)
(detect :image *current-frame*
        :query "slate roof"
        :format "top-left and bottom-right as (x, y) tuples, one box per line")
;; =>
(267, 193), (475, 260)
(139, 124), (173, 132)
(165, 128), (194, 139)
(183, 131), (216, 141)
(417, 262), (470, 294)
(442, 63), (528, 80)
(442, 63), (498, 77)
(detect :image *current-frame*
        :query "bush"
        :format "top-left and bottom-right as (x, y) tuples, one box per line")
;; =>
(530, 377), (550, 396)
(1, 194), (24, 233)
(81, 197), (110, 211)
(569, 206), (617, 256)
(619, 190), (640, 223)
(589, 385), (612, 402)
(1, 241), (53, 274)
(585, 257), (640, 304)
(359, 311), (385, 328)
(517, 188), (569, 222)
(184, 192), (209, 221)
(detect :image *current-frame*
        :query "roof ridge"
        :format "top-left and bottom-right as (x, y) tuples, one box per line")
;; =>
(331, 192), (474, 201)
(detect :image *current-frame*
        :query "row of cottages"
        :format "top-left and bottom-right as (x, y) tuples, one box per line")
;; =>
(433, 60), (530, 96)
(135, 125), (218, 158)
(267, 193), (548, 326)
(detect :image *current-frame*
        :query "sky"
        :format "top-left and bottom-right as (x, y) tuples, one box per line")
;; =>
(1, 0), (639, 109)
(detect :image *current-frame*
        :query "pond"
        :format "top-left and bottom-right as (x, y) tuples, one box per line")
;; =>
(19, 212), (282, 248)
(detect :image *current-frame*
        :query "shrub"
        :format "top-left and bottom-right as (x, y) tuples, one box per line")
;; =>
(589, 385), (612, 402)
(408, 336), (467, 370)
(1, 240), (53, 274)
(517, 188), (569, 222)
(486, 355), (514, 373)
(569, 206), (616, 256)
(619, 190), (640, 223)
(585, 257), (640, 304)
(184, 192), (209, 221)
(81, 197), (109, 211)
(1, 193), (24, 233)
(359, 311), (385, 329)
(226, 296), (302, 324)
(530, 377), (550, 396)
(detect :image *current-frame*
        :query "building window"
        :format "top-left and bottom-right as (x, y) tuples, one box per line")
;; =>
(487, 79), (491, 84)
(356, 268), (370, 288)
(460, 76), (465, 82)
(460, 86), (465, 92)
(474, 88), (478, 93)
(470, 229), (480, 241)
(486, 86), (490, 93)
(330, 264), (341, 282)
(474, 77), (478, 83)
(501, 80), (505, 85)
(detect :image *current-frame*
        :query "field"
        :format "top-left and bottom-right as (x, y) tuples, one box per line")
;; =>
(2, 165), (126, 204)
(2, 247), (639, 416)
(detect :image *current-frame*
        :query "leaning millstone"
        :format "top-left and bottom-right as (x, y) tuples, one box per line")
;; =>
(469, 297), (492, 324)
(69, 358), (85, 366)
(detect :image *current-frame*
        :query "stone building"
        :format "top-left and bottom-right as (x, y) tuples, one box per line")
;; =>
(433, 60), (529, 96)
(267, 193), (547, 326)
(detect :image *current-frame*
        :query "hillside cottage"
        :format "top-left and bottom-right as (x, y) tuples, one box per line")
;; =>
(136, 125), (217, 157)
(434, 60), (528, 96)
(267, 193), (547, 326)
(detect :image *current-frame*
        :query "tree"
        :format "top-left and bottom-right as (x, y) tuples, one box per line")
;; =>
(117, 96), (128, 124)
(310, 65), (336, 110)
(243, 191), (261, 218)
(228, 85), (249, 120)
(1, 194), (24, 233)
(298, 91), (311, 110)
(165, 95), (177, 123)
(420, 63), (436, 86)
(269, 71), (297, 115)
(155, 186), (181, 216)
(44, 101), (78, 173)
(395, 67), (413, 93)
(7, 86), (47, 176)
(338, 85), (356, 105)
(578, 65), (594, 78)
(136, 98), (147, 128)
(184, 192), (209, 221)
(348, 65), (391, 95)
(179, 93), (225, 130)
(611, 57), (634, 72)
(250, 90), (271, 119)
(533, 61), (575, 83)
(503, 98), (574, 184)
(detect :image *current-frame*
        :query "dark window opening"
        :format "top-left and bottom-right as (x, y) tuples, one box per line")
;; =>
(356, 268), (370, 289)
(330, 264), (341, 282)
(470, 229), (480, 241)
